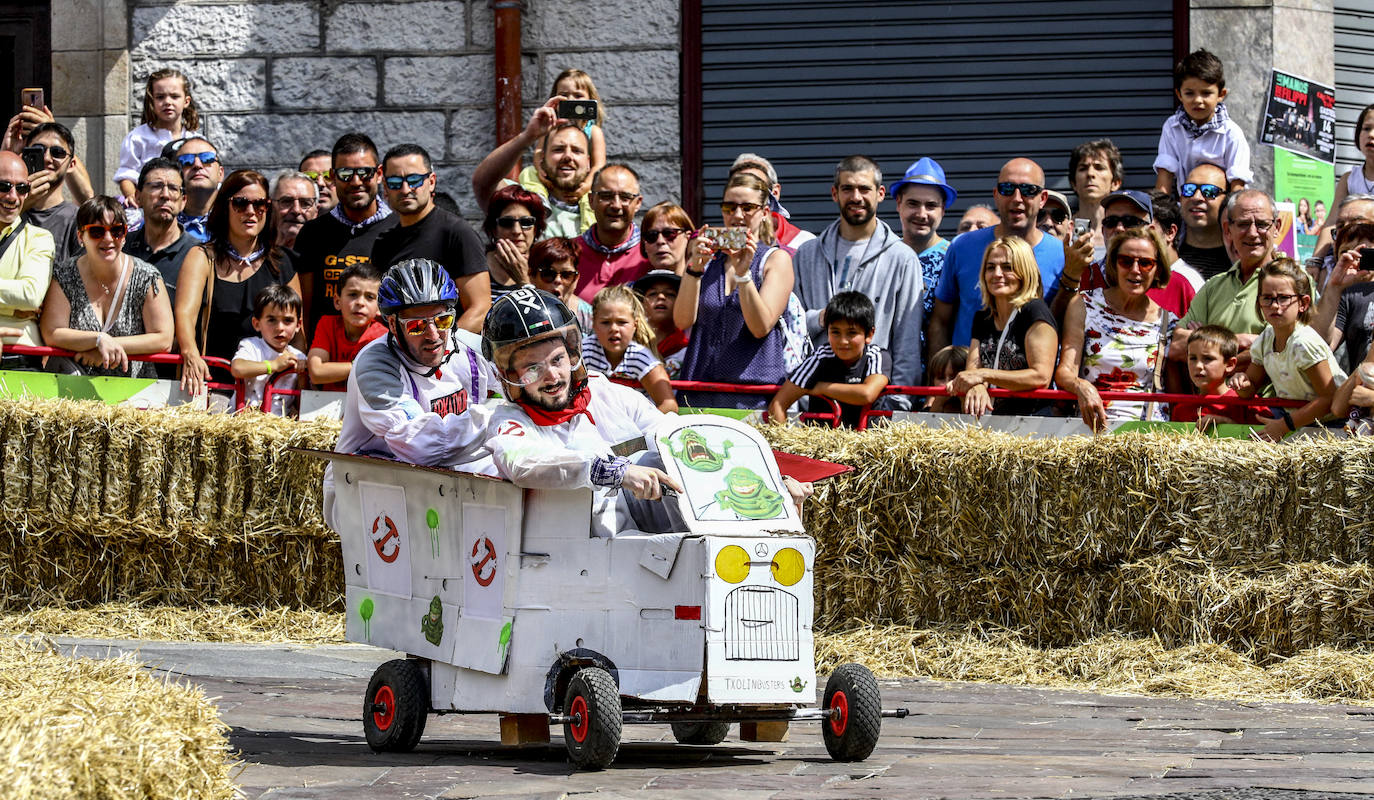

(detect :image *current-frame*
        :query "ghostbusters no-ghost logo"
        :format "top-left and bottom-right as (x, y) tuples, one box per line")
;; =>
(470, 536), (497, 586)
(370, 515), (402, 563)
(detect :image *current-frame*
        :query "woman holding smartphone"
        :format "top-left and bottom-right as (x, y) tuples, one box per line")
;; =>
(674, 172), (795, 408)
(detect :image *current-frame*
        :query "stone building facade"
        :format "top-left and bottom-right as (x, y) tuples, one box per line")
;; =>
(54, 0), (683, 214)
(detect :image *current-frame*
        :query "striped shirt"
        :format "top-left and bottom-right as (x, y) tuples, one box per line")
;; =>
(787, 342), (887, 390)
(581, 334), (661, 381)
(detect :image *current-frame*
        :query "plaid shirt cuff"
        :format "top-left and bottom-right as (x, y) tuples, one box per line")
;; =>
(590, 455), (630, 488)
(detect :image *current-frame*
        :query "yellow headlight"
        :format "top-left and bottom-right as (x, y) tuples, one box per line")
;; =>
(771, 547), (805, 586)
(715, 545), (749, 584)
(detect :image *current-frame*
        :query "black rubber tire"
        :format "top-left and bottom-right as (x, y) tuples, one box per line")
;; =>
(562, 667), (622, 769)
(363, 658), (429, 752)
(670, 720), (731, 745)
(821, 663), (882, 762)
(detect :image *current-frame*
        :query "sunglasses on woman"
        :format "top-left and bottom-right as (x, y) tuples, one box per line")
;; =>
(1115, 254), (1158, 270)
(537, 267), (579, 282)
(80, 222), (128, 240)
(230, 197), (271, 213)
(497, 215), (536, 229)
(398, 311), (457, 336)
(642, 227), (684, 243)
(720, 202), (763, 215)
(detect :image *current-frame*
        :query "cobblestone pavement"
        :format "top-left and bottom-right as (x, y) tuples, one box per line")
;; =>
(60, 640), (1374, 800)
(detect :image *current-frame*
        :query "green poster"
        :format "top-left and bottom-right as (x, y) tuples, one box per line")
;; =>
(1274, 148), (1333, 261)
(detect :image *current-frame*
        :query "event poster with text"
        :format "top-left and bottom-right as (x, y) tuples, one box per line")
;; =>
(1259, 69), (1336, 164)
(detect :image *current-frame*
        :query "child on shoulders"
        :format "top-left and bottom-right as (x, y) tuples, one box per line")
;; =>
(307, 263), (387, 391)
(768, 291), (890, 428)
(1154, 49), (1251, 194)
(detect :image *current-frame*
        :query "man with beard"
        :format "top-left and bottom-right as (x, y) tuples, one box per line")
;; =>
(270, 171), (316, 251)
(20, 122), (84, 264)
(294, 132), (398, 333)
(123, 157), (196, 303)
(174, 136), (222, 242)
(792, 155), (923, 402)
(889, 156), (957, 366)
(482, 287), (811, 537)
(371, 144), (489, 333)
(928, 157), (1065, 351)
(471, 97), (595, 237)
(325, 258), (494, 529)
(574, 163), (649, 301)
(298, 150), (336, 213)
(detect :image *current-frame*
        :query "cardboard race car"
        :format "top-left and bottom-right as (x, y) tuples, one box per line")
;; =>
(309, 414), (906, 769)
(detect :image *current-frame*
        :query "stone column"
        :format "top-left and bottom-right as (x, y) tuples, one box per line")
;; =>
(51, 0), (129, 196)
(1191, 0), (1335, 192)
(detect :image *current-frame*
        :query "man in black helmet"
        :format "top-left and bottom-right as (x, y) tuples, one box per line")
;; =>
(325, 258), (495, 528)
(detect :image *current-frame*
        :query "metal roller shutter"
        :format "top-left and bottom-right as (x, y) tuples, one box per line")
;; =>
(698, 0), (1178, 234)
(1336, 2), (1374, 179)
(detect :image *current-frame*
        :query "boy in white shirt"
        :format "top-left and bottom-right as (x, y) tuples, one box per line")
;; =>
(231, 284), (307, 415)
(1154, 49), (1252, 194)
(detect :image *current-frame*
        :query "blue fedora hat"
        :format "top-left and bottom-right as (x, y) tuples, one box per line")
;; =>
(888, 157), (957, 208)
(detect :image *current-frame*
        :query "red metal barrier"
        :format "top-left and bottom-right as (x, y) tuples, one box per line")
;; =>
(3, 345), (245, 409)
(260, 368), (304, 416)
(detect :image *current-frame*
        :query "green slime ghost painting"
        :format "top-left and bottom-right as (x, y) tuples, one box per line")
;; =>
(715, 467), (784, 519)
(663, 429), (733, 472)
(421, 595), (444, 645)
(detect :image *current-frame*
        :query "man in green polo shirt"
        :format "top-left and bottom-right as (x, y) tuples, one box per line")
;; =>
(1171, 189), (1288, 366)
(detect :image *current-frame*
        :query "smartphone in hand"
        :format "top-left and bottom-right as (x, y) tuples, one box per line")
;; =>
(557, 99), (598, 123)
(702, 226), (747, 250)
(20, 144), (45, 175)
(20, 87), (43, 110)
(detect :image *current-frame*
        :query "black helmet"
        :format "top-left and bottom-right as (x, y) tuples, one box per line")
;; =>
(483, 287), (586, 388)
(378, 258), (459, 315)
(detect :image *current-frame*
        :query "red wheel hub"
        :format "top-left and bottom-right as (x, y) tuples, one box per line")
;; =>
(568, 695), (589, 743)
(373, 685), (396, 731)
(828, 690), (849, 736)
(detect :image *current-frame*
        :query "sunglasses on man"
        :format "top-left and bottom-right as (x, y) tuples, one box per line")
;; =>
(1180, 183), (1225, 200)
(177, 152), (218, 168)
(333, 166), (378, 182)
(1039, 208), (1069, 224)
(31, 144), (70, 161)
(0, 181), (31, 196)
(996, 182), (1043, 198)
(398, 311), (457, 336)
(383, 172), (432, 191)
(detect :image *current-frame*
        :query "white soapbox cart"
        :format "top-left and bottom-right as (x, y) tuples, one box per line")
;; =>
(308, 414), (905, 769)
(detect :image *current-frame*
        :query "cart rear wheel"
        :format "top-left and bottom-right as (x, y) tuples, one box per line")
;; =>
(821, 663), (881, 762)
(363, 659), (428, 752)
(670, 721), (731, 745)
(562, 667), (621, 769)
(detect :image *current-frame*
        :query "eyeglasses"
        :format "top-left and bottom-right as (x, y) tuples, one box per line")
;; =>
(301, 170), (329, 181)
(80, 222), (128, 240)
(33, 144), (69, 161)
(0, 181), (31, 196)
(1114, 254), (1158, 270)
(643, 226), (685, 243)
(1231, 218), (1275, 232)
(274, 196), (312, 209)
(505, 351), (581, 387)
(594, 191), (640, 204)
(996, 182), (1043, 198)
(177, 152), (218, 168)
(333, 166), (378, 182)
(1103, 214), (1148, 229)
(229, 197), (271, 213)
(1259, 293), (1301, 307)
(1039, 208), (1068, 224)
(398, 311), (457, 336)
(141, 181), (182, 196)
(537, 267), (579, 282)
(720, 202), (763, 215)
(1180, 182), (1225, 200)
(497, 215), (536, 229)
(384, 172), (431, 190)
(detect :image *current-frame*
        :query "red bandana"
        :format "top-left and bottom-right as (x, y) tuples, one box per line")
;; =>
(520, 385), (595, 427)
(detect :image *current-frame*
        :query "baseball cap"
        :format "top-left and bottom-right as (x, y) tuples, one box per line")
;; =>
(888, 157), (957, 208)
(1043, 190), (1072, 214)
(632, 269), (681, 295)
(1102, 189), (1152, 219)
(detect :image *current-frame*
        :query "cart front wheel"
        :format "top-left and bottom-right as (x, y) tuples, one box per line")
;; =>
(363, 659), (429, 752)
(670, 720), (731, 745)
(562, 667), (622, 769)
(821, 663), (881, 762)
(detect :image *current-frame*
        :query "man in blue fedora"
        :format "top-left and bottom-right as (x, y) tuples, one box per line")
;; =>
(890, 156), (957, 364)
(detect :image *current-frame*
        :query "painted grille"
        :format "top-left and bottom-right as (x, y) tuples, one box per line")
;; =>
(724, 586), (799, 661)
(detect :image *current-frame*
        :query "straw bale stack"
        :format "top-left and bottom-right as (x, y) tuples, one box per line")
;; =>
(0, 397), (340, 611)
(0, 636), (237, 799)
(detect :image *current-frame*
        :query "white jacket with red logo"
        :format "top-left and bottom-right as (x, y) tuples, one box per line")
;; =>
(486, 373), (664, 536)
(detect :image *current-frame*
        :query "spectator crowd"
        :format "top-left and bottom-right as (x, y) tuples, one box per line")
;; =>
(4, 50), (1374, 439)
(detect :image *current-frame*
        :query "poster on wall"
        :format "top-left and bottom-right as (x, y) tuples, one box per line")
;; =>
(1274, 148), (1334, 261)
(1258, 69), (1336, 164)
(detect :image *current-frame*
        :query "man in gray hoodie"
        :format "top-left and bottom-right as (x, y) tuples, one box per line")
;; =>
(792, 155), (923, 409)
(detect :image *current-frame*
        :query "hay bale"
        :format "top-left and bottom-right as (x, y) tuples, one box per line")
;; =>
(0, 636), (237, 799)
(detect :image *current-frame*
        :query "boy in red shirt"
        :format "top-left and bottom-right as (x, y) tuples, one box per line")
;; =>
(1171, 325), (1249, 427)
(307, 263), (387, 391)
